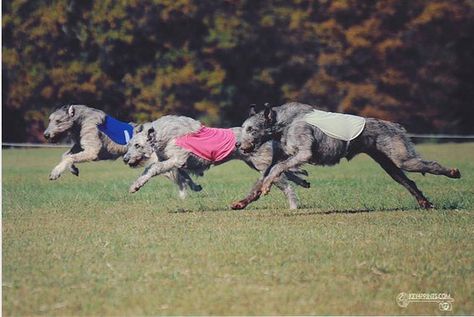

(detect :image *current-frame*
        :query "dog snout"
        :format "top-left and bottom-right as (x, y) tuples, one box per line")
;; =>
(43, 132), (50, 140)
(123, 155), (130, 164)
(235, 141), (241, 148)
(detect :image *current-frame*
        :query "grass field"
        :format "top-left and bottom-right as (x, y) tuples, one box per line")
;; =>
(2, 143), (473, 315)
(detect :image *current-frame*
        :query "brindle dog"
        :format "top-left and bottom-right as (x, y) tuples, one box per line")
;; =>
(123, 115), (310, 209)
(236, 102), (461, 209)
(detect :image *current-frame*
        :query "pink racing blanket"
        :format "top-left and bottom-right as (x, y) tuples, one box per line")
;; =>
(175, 126), (236, 163)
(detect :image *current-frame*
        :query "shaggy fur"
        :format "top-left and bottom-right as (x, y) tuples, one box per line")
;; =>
(123, 115), (310, 209)
(44, 105), (201, 197)
(238, 102), (461, 209)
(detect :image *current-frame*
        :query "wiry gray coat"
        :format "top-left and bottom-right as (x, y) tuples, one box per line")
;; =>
(43, 105), (201, 196)
(123, 115), (310, 209)
(238, 102), (461, 209)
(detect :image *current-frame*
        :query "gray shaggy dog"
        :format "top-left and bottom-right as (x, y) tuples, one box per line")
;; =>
(44, 105), (201, 197)
(123, 115), (310, 209)
(238, 102), (461, 209)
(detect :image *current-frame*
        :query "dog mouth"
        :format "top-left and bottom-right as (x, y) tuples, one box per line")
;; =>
(46, 132), (67, 143)
(128, 161), (140, 168)
(241, 145), (255, 154)
(127, 158), (144, 168)
(47, 135), (61, 143)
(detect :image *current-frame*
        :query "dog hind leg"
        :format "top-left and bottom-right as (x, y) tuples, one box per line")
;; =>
(284, 171), (310, 188)
(162, 169), (188, 199)
(369, 151), (433, 209)
(274, 177), (298, 210)
(177, 169), (202, 192)
(175, 170), (203, 199)
(399, 158), (461, 178)
(375, 135), (461, 178)
(177, 174), (187, 199)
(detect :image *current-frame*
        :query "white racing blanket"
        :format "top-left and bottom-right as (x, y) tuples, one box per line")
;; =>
(304, 109), (366, 141)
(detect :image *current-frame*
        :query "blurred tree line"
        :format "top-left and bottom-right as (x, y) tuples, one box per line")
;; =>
(3, 0), (474, 142)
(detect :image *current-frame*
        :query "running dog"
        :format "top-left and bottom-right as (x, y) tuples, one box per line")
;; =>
(123, 115), (310, 209)
(237, 102), (461, 209)
(44, 105), (202, 197)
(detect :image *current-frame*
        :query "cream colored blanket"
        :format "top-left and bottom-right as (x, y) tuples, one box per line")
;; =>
(304, 109), (366, 141)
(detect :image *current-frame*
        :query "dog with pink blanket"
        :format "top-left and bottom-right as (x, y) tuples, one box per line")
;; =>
(123, 114), (310, 209)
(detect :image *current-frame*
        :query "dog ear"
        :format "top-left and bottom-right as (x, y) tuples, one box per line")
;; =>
(249, 104), (257, 117)
(147, 127), (156, 141)
(68, 105), (75, 117)
(263, 103), (275, 125)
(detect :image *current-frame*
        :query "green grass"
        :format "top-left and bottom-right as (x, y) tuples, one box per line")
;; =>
(2, 143), (474, 315)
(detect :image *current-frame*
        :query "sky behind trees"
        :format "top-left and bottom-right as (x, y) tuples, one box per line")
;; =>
(3, 0), (474, 142)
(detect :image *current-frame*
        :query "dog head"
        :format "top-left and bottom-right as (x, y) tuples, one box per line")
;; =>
(123, 123), (156, 168)
(43, 105), (77, 142)
(238, 103), (276, 153)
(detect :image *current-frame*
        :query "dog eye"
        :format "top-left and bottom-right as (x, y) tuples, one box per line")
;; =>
(134, 144), (141, 149)
(55, 120), (61, 124)
(246, 127), (253, 133)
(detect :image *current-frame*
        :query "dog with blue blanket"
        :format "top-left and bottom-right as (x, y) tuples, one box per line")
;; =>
(44, 105), (202, 197)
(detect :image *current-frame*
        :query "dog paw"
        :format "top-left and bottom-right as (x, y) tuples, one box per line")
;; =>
(449, 168), (461, 179)
(418, 199), (434, 209)
(296, 169), (309, 176)
(261, 183), (272, 195)
(70, 165), (79, 176)
(129, 184), (140, 193)
(231, 201), (247, 210)
(192, 184), (203, 192)
(49, 170), (62, 180)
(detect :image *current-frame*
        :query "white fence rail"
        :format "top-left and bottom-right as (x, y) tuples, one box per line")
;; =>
(2, 143), (71, 148)
(3, 134), (474, 148)
(406, 134), (474, 139)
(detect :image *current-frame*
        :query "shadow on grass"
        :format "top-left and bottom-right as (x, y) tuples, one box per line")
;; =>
(282, 207), (404, 216)
(284, 203), (464, 216)
(166, 205), (402, 214)
(167, 202), (465, 215)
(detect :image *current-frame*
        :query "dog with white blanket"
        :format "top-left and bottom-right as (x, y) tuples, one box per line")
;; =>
(237, 102), (461, 209)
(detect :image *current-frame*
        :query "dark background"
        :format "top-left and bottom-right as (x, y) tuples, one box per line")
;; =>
(3, 0), (474, 142)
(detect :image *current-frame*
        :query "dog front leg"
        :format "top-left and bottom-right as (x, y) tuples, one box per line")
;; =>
(261, 150), (312, 195)
(50, 158), (72, 180)
(49, 149), (99, 180)
(64, 144), (82, 176)
(49, 144), (80, 180)
(50, 157), (79, 180)
(67, 149), (100, 163)
(129, 159), (182, 193)
(230, 178), (264, 210)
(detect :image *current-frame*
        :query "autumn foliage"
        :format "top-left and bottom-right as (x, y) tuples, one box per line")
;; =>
(3, 0), (474, 142)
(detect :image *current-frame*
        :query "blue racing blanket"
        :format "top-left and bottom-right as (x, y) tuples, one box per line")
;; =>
(98, 115), (133, 145)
